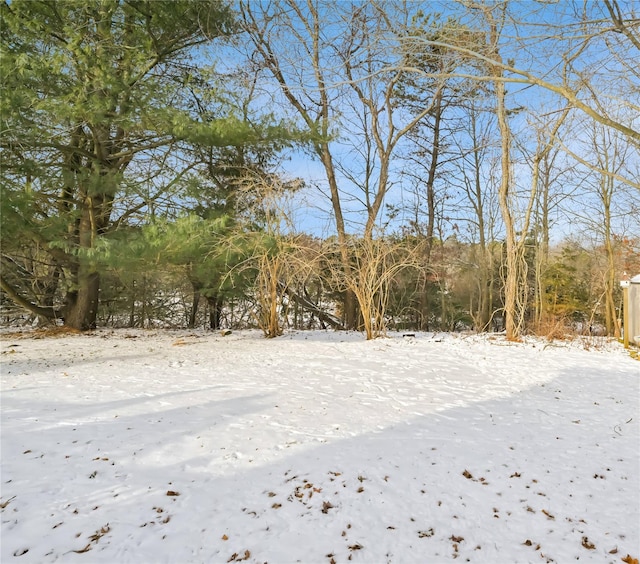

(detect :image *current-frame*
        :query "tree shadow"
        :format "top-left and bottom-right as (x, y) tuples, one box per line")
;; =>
(1, 344), (638, 563)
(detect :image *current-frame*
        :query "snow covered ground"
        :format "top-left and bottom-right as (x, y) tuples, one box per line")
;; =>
(1, 329), (638, 564)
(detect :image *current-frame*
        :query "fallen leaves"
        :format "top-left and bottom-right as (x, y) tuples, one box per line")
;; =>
(461, 469), (489, 485)
(88, 525), (111, 543)
(140, 506), (172, 527)
(166, 490), (180, 497)
(73, 524), (111, 553)
(541, 509), (555, 520)
(30, 326), (82, 339)
(0, 495), (16, 509)
(227, 550), (251, 562)
(581, 536), (595, 550)
(621, 555), (639, 564)
(450, 534), (464, 558)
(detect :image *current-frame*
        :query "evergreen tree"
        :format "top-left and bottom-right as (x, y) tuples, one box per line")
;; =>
(0, 0), (245, 329)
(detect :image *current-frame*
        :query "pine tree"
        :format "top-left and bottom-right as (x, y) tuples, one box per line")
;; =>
(0, 0), (239, 328)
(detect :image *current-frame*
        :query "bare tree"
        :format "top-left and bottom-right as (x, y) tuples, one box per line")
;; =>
(397, 1), (640, 152)
(447, 96), (501, 331)
(575, 121), (634, 336)
(240, 0), (449, 334)
(526, 107), (572, 331)
(239, 0), (360, 327)
(323, 234), (423, 339)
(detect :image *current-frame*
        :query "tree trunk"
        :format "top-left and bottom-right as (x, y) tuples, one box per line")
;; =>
(489, 11), (519, 340)
(495, 103), (518, 337)
(64, 194), (104, 330)
(603, 188), (620, 337)
(207, 294), (223, 330)
(64, 268), (100, 330)
(189, 289), (200, 329)
(318, 144), (358, 330)
(187, 269), (202, 329)
(425, 89), (442, 262)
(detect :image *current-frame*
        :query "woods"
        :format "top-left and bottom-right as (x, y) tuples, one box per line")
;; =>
(1, 0), (638, 339)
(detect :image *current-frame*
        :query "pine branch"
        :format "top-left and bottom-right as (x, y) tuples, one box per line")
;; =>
(0, 275), (62, 320)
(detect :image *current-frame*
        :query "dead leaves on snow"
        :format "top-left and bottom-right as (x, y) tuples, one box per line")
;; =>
(238, 466), (639, 564)
(0, 495), (16, 509)
(72, 524), (111, 553)
(25, 326), (82, 339)
(172, 337), (199, 346)
(581, 536), (596, 550)
(321, 501), (334, 514)
(277, 475), (332, 513)
(461, 469), (489, 485)
(227, 549), (251, 562)
(140, 506), (172, 528)
(522, 539), (555, 563)
(541, 509), (555, 520)
(449, 535), (465, 558)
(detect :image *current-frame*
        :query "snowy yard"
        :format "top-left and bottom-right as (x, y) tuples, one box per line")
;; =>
(1, 329), (638, 563)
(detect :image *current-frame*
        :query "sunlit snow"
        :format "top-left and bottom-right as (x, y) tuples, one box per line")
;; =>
(1, 329), (638, 563)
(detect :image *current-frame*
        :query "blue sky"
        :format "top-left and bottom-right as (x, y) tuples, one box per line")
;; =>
(199, 0), (639, 246)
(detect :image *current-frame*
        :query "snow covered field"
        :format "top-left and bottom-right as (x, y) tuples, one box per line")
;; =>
(1, 329), (638, 564)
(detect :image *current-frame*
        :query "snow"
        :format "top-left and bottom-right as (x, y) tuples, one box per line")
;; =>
(1, 329), (638, 564)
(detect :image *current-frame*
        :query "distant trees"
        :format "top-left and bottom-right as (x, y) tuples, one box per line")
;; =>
(394, 0), (639, 339)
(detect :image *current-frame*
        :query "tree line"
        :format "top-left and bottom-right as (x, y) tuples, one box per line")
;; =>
(1, 0), (638, 340)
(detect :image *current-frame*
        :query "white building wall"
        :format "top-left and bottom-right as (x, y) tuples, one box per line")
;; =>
(629, 275), (640, 346)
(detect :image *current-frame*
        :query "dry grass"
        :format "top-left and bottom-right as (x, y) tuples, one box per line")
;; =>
(0, 326), (83, 340)
(532, 316), (575, 341)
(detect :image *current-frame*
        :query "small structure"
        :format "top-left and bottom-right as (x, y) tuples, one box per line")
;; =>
(620, 273), (640, 348)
